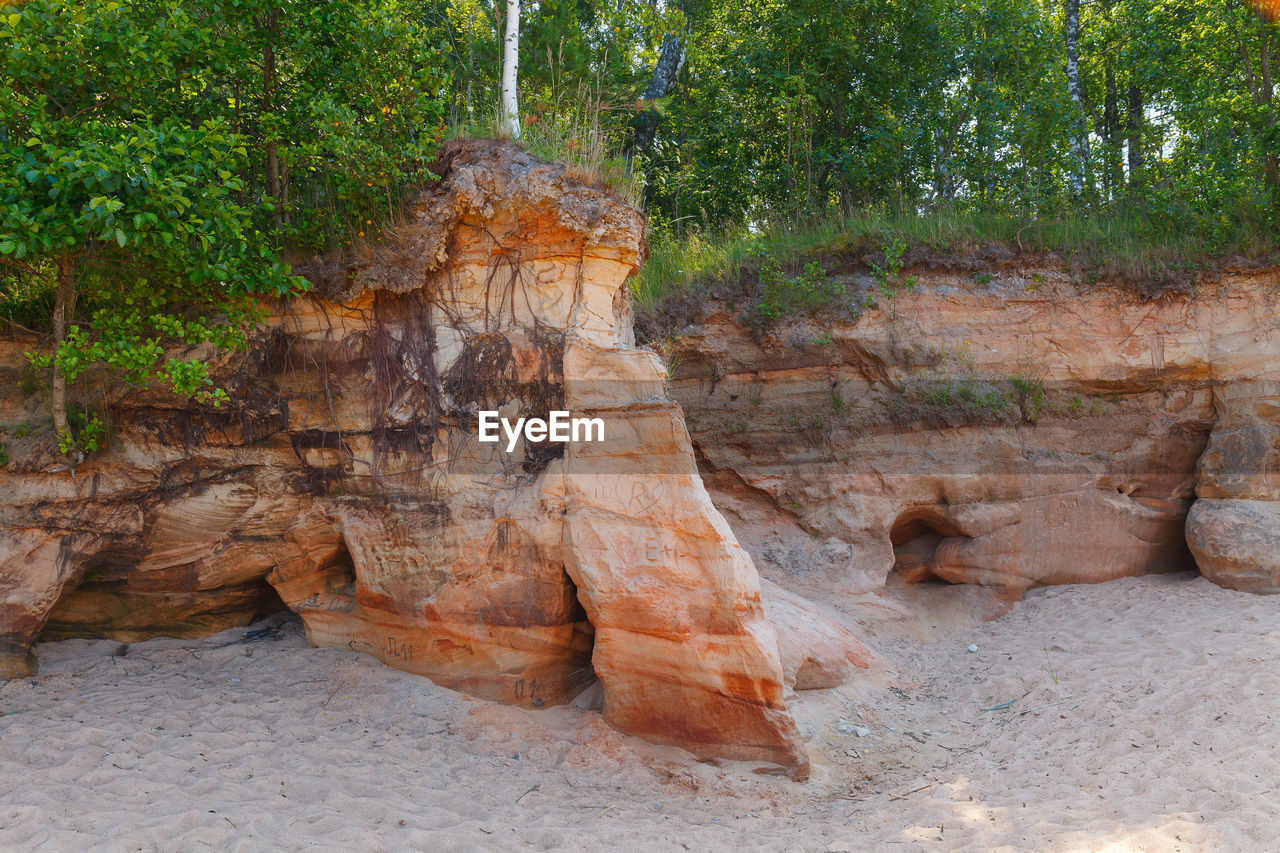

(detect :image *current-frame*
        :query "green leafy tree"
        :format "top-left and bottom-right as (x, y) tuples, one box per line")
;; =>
(440, 0), (681, 151)
(0, 0), (457, 458)
(646, 0), (954, 227)
(639, 0), (1278, 233)
(0, 1), (301, 457)
(184, 0), (452, 249)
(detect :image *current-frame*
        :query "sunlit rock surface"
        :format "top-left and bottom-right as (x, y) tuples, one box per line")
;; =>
(0, 140), (811, 777)
(664, 266), (1280, 599)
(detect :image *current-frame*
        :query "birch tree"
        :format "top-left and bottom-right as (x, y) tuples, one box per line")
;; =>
(501, 0), (520, 138)
(1064, 0), (1091, 198)
(631, 34), (687, 156)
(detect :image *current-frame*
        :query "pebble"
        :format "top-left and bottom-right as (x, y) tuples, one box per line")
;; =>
(968, 644), (979, 653)
(854, 727), (871, 738)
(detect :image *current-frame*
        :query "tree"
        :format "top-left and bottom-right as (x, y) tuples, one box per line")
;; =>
(646, 0), (953, 225)
(1, 123), (298, 456)
(502, 0), (521, 138)
(438, 0), (684, 154)
(631, 34), (687, 157)
(0, 0), (459, 458)
(0, 1), (300, 457)
(158, 0), (452, 251)
(1064, 0), (1092, 199)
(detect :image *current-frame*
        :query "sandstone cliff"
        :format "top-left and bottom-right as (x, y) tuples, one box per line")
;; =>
(0, 140), (865, 779)
(662, 265), (1280, 599)
(3, 141), (1276, 783)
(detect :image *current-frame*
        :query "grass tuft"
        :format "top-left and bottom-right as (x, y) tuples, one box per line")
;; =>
(450, 80), (641, 207)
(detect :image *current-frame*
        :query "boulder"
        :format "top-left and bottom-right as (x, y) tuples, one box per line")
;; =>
(761, 579), (873, 690)
(1186, 499), (1280, 594)
(1187, 382), (1280, 593)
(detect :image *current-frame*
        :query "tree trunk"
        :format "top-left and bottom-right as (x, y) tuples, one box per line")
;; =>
(972, 71), (989, 203)
(263, 11), (282, 228)
(1126, 83), (1144, 188)
(1064, 0), (1091, 199)
(1260, 29), (1278, 191)
(501, 0), (520, 139)
(467, 27), (475, 121)
(51, 256), (75, 452)
(934, 108), (969, 202)
(1243, 16), (1278, 194)
(1103, 64), (1120, 198)
(631, 34), (686, 156)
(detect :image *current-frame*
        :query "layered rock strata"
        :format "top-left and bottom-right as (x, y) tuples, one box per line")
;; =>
(664, 269), (1280, 597)
(0, 140), (826, 777)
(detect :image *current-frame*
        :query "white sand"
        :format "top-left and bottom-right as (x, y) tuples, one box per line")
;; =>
(2, 572), (1277, 852)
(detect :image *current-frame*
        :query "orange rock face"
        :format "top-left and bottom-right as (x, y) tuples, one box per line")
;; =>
(665, 267), (1280, 600)
(0, 140), (812, 777)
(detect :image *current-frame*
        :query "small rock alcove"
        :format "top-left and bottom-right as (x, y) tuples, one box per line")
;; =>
(887, 505), (970, 585)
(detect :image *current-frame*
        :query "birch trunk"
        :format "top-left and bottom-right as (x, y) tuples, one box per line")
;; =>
(51, 256), (75, 455)
(1065, 0), (1090, 199)
(1260, 28), (1278, 190)
(631, 34), (686, 156)
(1126, 83), (1143, 187)
(501, 0), (520, 139)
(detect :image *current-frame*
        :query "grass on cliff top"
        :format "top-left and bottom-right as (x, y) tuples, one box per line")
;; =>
(632, 204), (1280, 339)
(449, 86), (643, 207)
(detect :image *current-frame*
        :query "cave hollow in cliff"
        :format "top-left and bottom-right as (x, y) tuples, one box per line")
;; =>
(888, 504), (970, 585)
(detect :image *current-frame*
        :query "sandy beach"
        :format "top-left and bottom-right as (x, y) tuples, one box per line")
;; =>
(2, 572), (1276, 852)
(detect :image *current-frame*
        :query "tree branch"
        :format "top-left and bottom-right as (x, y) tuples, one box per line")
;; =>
(0, 257), (40, 276)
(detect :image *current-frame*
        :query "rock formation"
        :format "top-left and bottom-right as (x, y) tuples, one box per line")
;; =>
(1187, 381), (1280, 593)
(662, 267), (1280, 598)
(4, 140), (1276, 784)
(0, 140), (836, 777)
(761, 578), (873, 690)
